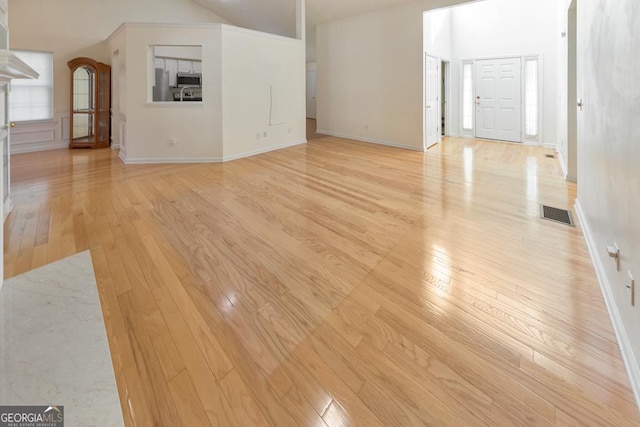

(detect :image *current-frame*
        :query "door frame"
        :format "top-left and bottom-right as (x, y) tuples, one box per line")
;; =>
(566, 0), (578, 182)
(306, 62), (317, 120)
(460, 54), (544, 146)
(441, 59), (451, 138)
(423, 53), (451, 149)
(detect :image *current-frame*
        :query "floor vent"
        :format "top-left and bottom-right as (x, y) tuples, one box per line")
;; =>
(540, 205), (575, 226)
(545, 154), (555, 158)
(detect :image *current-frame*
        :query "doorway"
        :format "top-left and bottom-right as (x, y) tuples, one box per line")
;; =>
(474, 57), (522, 143)
(306, 64), (317, 119)
(441, 60), (450, 136)
(424, 54), (440, 149)
(424, 55), (450, 149)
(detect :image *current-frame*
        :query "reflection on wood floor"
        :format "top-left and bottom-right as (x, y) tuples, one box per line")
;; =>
(5, 136), (639, 426)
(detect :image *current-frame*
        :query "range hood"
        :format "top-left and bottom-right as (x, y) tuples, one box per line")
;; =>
(0, 50), (39, 80)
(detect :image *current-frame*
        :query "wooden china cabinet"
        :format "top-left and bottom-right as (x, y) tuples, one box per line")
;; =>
(67, 57), (111, 148)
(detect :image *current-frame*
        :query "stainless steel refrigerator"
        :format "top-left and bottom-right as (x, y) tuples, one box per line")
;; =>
(153, 68), (171, 102)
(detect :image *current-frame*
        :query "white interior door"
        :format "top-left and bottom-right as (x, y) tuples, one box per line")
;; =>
(425, 54), (440, 148)
(475, 57), (522, 143)
(306, 70), (316, 119)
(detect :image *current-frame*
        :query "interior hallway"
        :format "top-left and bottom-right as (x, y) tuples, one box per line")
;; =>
(4, 137), (639, 426)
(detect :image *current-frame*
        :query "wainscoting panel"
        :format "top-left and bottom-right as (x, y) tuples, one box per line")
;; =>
(11, 113), (69, 154)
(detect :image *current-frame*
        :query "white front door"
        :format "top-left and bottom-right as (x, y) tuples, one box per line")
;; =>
(475, 57), (522, 143)
(425, 54), (440, 148)
(306, 70), (316, 119)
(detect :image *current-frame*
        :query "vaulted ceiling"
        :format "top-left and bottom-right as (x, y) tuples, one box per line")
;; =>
(192, 0), (442, 37)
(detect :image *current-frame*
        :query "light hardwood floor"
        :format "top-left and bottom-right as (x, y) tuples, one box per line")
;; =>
(5, 135), (640, 426)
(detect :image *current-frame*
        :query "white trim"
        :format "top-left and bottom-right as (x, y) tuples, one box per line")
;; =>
(3, 196), (13, 222)
(119, 139), (307, 164)
(556, 148), (577, 182)
(0, 50), (39, 80)
(442, 59), (452, 138)
(557, 148), (569, 179)
(11, 141), (66, 154)
(460, 60), (474, 135)
(145, 102), (204, 108)
(10, 112), (70, 153)
(222, 139), (307, 162)
(522, 54), (544, 146)
(121, 156), (222, 165)
(317, 130), (425, 152)
(108, 22), (301, 44)
(574, 200), (640, 411)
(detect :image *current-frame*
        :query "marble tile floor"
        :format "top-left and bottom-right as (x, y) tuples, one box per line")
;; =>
(0, 250), (124, 426)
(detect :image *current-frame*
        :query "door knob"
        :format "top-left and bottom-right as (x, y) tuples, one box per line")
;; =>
(426, 105), (431, 109)
(10, 122), (15, 128)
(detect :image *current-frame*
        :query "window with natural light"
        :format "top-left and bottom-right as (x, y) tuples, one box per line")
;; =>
(524, 58), (539, 138)
(9, 50), (54, 122)
(462, 62), (473, 131)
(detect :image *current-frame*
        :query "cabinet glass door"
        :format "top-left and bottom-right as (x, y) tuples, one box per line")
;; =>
(97, 68), (109, 145)
(72, 66), (95, 144)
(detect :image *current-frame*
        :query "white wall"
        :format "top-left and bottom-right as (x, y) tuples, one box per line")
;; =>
(317, 0), (559, 150)
(109, 24), (223, 162)
(306, 25), (316, 63)
(316, 0), (473, 151)
(155, 45), (202, 61)
(8, 0), (227, 152)
(423, 8), (452, 60)
(108, 23), (305, 163)
(574, 0), (640, 408)
(220, 26), (306, 160)
(449, 0), (558, 144)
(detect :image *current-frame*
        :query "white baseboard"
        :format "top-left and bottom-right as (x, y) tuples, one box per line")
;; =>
(221, 139), (307, 162)
(542, 141), (557, 149)
(557, 149), (569, 179)
(11, 140), (67, 154)
(4, 196), (13, 222)
(121, 156), (222, 164)
(316, 130), (425, 152)
(119, 139), (307, 164)
(556, 149), (577, 182)
(574, 200), (640, 411)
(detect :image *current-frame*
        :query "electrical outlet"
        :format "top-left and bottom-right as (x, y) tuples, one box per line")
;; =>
(263, 131), (268, 138)
(628, 271), (635, 307)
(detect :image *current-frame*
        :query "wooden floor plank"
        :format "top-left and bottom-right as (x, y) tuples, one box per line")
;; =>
(5, 134), (639, 426)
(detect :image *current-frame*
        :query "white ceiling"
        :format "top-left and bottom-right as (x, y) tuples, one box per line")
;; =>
(192, 0), (440, 37)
